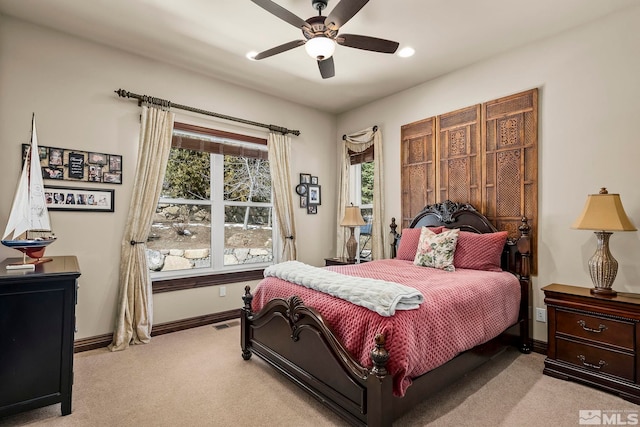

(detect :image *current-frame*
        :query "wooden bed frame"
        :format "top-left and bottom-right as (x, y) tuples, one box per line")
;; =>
(241, 201), (532, 427)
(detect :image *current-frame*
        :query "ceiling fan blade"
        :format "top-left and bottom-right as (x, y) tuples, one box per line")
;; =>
(337, 34), (399, 54)
(325, 0), (369, 31)
(250, 0), (310, 29)
(318, 57), (335, 79)
(254, 40), (306, 60)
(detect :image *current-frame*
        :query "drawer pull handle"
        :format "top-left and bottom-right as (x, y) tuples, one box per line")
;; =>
(577, 320), (607, 333)
(577, 354), (607, 370)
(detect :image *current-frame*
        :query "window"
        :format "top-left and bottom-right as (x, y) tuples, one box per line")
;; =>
(349, 147), (374, 261)
(147, 123), (274, 283)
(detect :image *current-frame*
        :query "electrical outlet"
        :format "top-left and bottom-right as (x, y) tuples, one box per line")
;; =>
(219, 286), (226, 297)
(535, 307), (547, 323)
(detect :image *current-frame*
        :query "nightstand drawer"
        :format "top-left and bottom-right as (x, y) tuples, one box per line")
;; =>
(556, 309), (634, 350)
(556, 338), (634, 381)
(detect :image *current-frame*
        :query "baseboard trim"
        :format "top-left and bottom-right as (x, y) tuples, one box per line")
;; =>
(73, 309), (241, 353)
(532, 339), (547, 355)
(75, 312), (548, 357)
(74, 333), (114, 353)
(151, 309), (240, 336)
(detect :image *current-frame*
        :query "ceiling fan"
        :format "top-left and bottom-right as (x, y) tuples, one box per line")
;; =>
(250, 0), (399, 79)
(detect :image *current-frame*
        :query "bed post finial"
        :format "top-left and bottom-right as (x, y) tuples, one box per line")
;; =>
(389, 218), (398, 258)
(242, 285), (253, 311)
(517, 217), (531, 280)
(241, 286), (254, 361)
(370, 334), (390, 378)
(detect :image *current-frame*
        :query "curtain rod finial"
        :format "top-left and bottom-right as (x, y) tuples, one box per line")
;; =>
(373, 125), (378, 132)
(342, 134), (347, 140)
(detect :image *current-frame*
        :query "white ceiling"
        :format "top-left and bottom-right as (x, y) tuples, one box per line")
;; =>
(0, 0), (637, 114)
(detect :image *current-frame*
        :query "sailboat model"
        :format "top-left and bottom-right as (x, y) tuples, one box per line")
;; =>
(2, 114), (56, 270)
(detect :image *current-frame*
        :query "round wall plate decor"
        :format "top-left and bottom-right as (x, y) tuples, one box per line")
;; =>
(295, 184), (307, 196)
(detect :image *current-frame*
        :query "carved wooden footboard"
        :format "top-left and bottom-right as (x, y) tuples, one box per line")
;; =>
(241, 292), (393, 426)
(240, 202), (532, 426)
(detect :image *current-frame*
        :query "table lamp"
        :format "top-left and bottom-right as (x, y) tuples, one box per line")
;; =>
(572, 188), (637, 296)
(340, 204), (366, 262)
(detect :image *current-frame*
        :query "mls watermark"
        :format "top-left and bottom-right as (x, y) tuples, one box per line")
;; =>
(580, 410), (639, 425)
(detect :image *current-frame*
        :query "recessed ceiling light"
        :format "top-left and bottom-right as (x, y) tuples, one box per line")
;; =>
(246, 51), (258, 61)
(397, 47), (415, 58)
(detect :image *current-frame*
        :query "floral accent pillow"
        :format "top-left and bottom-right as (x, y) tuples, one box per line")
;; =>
(414, 227), (459, 271)
(396, 226), (444, 260)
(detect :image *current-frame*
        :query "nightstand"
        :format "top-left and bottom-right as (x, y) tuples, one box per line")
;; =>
(543, 283), (640, 404)
(324, 257), (356, 266)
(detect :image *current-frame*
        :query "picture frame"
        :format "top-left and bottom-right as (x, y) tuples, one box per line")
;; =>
(299, 173), (311, 184)
(88, 152), (108, 165)
(45, 186), (114, 212)
(300, 196), (307, 208)
(311, 176), (318, 185)
(22, 144), (123, 184)
(88, 165), (103, 182)
(307, 184), (321, 205)
(42, 167), (64, 180)
(49, 148), (63, 166)
(307, 204), (317, 214)
(103, 172), (122, 184)
(109, 155), (122, 172)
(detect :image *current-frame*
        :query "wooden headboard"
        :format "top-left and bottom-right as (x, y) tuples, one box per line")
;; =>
(390, 200), (531, 278)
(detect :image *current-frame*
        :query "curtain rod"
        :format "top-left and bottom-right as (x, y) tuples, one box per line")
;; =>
(342, 125), (378, 140)
(114, 89), (300, 136)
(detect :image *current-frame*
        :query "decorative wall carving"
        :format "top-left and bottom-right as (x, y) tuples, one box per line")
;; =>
(401, 88), (538, 273)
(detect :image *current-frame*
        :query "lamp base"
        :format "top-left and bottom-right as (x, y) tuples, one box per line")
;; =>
(590, 287), (617, 297)
(345, 226), (357, 263)
(588, 231), (618, 298)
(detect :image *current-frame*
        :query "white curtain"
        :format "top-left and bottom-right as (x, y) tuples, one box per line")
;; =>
(268, 132), (297, 262)
(109, 105), (175, 351)
(336, 126), (385, 260)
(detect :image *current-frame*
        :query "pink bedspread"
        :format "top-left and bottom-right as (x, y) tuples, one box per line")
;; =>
(251, 259), (521, 396)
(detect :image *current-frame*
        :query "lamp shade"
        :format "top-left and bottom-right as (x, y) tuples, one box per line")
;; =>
(572, 188), (636, 231)
(305, 37), (336, 61)
(340, 206), (366, 227)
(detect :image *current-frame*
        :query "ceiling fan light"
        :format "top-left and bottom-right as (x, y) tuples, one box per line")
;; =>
(305, 37), (336, 61)
(397, 47), (415, 58)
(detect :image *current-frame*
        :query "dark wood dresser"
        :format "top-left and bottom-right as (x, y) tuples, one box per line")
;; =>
(0, 256), (81, 418)
(543, 283), (640, 403)
(324, 257), (356, 266)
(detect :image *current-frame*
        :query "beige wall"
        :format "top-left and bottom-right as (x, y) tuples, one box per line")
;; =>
(0, 16), (338, 338)
(4, 5), (640, 345)
(337, 5), (640, 342)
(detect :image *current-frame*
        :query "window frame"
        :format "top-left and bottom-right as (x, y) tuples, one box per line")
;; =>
(150, 122), (274, 293)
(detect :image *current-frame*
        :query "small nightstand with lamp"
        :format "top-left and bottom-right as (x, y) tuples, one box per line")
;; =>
(340, 204), (366, 263)
(572, 187), (637, 296)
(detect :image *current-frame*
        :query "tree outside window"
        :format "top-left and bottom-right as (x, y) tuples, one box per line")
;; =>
(146, 127), (273, 275)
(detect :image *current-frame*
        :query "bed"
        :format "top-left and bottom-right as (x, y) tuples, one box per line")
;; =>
(241, 201), (532, 427)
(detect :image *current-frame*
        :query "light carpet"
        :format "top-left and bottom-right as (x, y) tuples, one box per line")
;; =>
(1, 322), (637, 427)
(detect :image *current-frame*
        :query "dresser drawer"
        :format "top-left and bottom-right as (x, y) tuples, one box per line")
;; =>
(556, 338), (634, 381)
(556, 309), (635, 350)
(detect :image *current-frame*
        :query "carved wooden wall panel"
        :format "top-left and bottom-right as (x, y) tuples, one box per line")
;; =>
(401, 118), (436, 229)
(436, 105), (482, 209)
(482, 89), (538, 273)
(400, 88), (538, 272)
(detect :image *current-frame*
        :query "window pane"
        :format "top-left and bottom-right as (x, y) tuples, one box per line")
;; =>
(359, 207), (373, 261)
(361, 161), (374, 205)
(224, 155), (271, 203)
(224, 205), (273, 266)
(147, 203), (212, 272)
(162, 148), (210, 200)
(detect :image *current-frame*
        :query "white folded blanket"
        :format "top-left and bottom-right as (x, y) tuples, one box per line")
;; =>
(263, 261), (424, 316)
